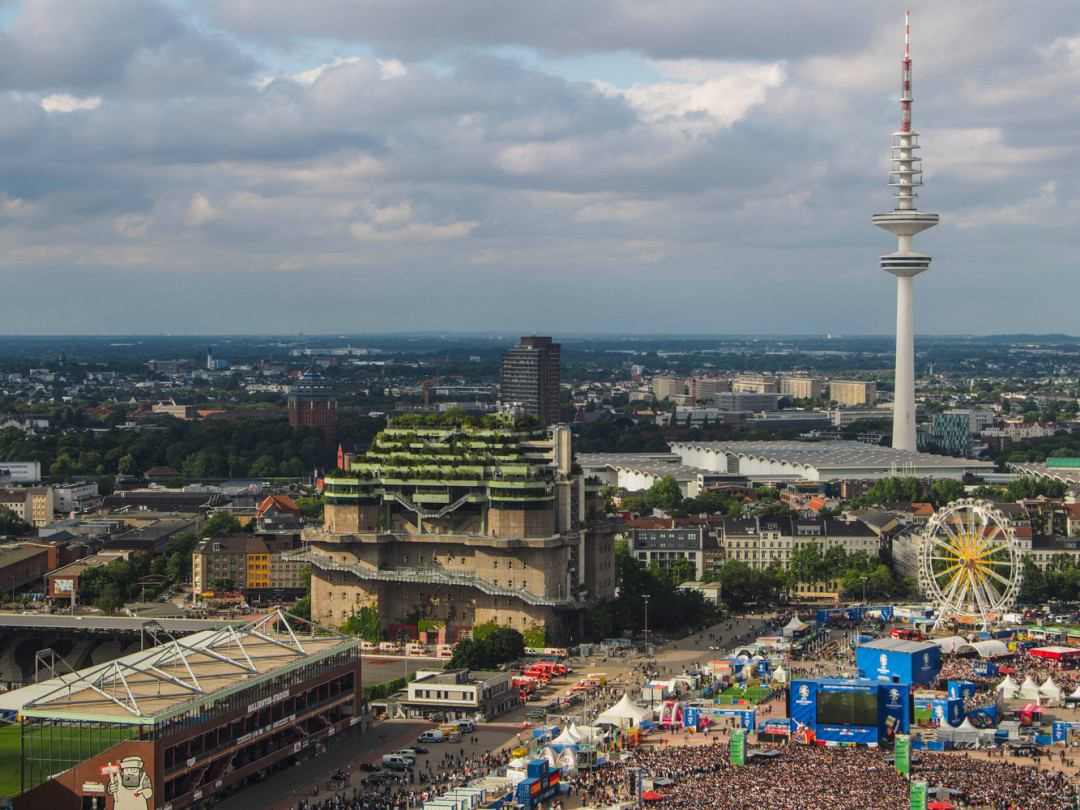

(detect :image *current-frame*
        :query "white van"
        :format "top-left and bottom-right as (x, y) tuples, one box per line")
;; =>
(417, 729), (445, 743)
(452, 719), (476, 733)
(382, 754), (413, 770)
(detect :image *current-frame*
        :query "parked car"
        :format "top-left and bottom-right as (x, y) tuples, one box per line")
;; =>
(361, 771), (394, 785)
(358, 763), (381, 772)
(410, 744), (429, 754)
(428, 713), (447, 723)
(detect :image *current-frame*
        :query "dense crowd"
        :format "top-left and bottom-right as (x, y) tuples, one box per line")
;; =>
(573, 739), (1080, 810)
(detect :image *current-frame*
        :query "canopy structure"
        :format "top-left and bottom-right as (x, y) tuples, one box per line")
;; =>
(595, 693), (653, 725)
(552, 727), (579, 746)
(997, 675), (1018, 699)
(957, 640), (1009, 659)
(1019, 676), (1041, 700)
(1030, 646), (1080, 661)
(772, 665), (788, 684)
(933, 636), (968, 654)
(1066, 686), (1080, 703)
(782, 618), (810, 637)
(1039, 677), (1063, 700)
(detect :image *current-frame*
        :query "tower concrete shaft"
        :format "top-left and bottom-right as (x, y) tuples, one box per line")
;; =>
(872, 11), (938, 452)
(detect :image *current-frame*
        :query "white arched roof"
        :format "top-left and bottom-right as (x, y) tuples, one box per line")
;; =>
(957, 640), (1008, 659)
(933, 636), (968, 654)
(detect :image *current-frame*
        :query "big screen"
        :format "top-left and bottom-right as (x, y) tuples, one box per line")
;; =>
(815, 689), (878, 727)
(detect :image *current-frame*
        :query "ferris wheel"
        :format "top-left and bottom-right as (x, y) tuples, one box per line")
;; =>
(918, 499), (1022, 631)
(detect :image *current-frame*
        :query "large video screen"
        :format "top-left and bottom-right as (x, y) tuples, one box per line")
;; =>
(815, 689), (878, 727)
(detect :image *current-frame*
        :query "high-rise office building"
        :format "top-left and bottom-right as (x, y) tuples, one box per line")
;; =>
(501, 336), (561, 426)
(288, 367), (337, 460)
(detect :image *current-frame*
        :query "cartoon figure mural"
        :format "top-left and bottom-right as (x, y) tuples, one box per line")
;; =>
(106, 756), (153, 810)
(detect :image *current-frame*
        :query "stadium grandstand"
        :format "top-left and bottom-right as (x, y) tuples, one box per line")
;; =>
(0, 609), (364, 809)
(0, 615), (244, 692)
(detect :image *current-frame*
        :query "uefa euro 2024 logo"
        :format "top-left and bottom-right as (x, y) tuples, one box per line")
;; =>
(889, 688), (899, 703)
(923, 653), (930, 668)
(798, 685), (809, 700)
(879, 653), (888, 670)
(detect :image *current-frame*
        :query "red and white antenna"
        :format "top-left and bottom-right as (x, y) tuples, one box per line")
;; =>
(901, 10), (912, 133)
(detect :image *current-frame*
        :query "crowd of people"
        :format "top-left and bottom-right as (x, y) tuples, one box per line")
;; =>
(573, 738), (1080, 810)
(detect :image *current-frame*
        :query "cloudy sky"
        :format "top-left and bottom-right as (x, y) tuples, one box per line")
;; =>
(0, 1), (1077, 335)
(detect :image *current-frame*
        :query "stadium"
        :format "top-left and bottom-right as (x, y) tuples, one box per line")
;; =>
(0, 610), (364, 809)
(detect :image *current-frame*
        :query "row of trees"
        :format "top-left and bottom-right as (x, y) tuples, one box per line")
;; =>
(446, 624), (526, 670)
(1020, 554), (1080, 603)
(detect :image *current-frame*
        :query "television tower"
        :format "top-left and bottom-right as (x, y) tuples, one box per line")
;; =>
(873, 11), (938, 452)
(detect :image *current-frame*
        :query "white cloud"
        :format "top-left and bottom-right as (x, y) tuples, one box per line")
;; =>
(932, 128), (1067, 181)
(185, 194), (218, 227)
(40, 93), (102, 112)
(350, 221), (477, 241)
(593, 60), (785, 137)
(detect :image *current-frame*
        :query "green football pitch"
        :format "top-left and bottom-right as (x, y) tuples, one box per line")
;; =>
(0, 723), (135, 799)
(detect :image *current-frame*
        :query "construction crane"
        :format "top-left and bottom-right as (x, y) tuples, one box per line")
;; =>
(421, 377), (442, 409)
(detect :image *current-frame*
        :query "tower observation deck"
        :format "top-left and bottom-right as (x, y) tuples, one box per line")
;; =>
(872, 11), (938, 452)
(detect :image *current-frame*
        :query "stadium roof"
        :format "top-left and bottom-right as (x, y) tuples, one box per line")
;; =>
(1, 610), (356, 725)
(671, 440), (993, 480)
(0, 614), (239, 633)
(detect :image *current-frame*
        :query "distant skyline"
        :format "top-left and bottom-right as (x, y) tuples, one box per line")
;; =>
(0, 1), (1077, 335)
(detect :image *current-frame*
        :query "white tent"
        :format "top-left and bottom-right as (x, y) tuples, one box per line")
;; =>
(952, 717), (979, 745)
(552, 727), (579, 746)
(997, 674), (1018, 698)
(1039, 677), (1063, 700)
(772, 665), (788, 684)
(933, 636), (968, 654)
(567, 722), (588, 742)
(1019, 676), (1041, 700)
(1067, 686), (1080, 703)
(595, 693), (653, 725)
(782, 617), (808, 637)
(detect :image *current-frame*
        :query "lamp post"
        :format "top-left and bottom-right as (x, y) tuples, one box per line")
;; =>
(643, 594), (650, 651)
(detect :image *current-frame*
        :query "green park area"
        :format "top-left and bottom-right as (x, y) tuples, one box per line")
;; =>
(717, 684), (774, 705)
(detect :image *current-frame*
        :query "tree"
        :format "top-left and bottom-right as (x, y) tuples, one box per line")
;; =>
(0, 505), (32, 537)
(199, 513), (243, 539)
(207, 577), (235, 592)
(645, 475), (683, 511)
(1018, 555), (1046, 603)
(97, 583), (124, 615)
(929, 479), (966, 508)
(668, 558), (696, 585)
(789, 542), (826, 586)
(341, 606), (380, 641)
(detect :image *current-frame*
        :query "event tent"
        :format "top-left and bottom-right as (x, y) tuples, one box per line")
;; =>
(1018, 676), (1041, 700)
(1039, 677), (1063, 701)
(1030, 646), (1080, 662)
(782, 618), (809, 637)
(957, 640), (1009, 659)
(1067, 686), (1080, 704)
(772, 665), (788, 684)
(997, 675), (1018, 699)
(933, 636), (969, 654)
(552, 727), (580, 746)
(596, 693), (653, 726)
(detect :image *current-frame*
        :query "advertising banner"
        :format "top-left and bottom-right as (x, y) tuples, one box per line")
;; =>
(895, 735), (910, 774)
(731, 729), (746, 766)
(910, 781), (927, 810)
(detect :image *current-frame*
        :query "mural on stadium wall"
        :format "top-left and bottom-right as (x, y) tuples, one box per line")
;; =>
(106, 755), (153, 810)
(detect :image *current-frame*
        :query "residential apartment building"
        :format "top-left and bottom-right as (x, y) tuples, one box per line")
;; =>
(720, 516), (880, 570)
(779, 377), (825, 400)
(500, 336), (561, 427)
(193, 533), (308, 602)
(693, 378), (730, 401)
(652, 377), (685, 401)
(0, 487), (55, 527)
(625, 519), (709, 580)
(829, 380), (878, 406)
(307, 421), (616, 643)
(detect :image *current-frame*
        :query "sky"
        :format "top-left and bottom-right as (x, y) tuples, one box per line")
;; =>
(0, 0), (1078, 336)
